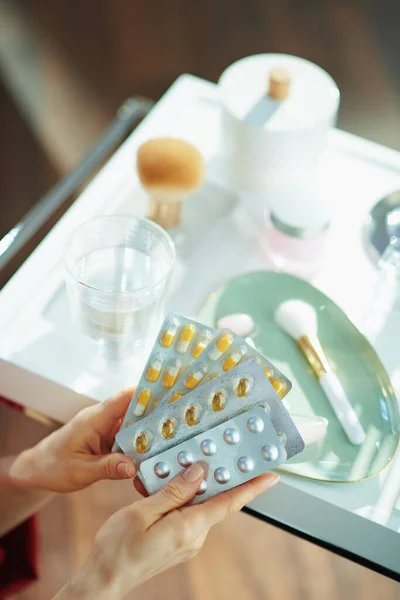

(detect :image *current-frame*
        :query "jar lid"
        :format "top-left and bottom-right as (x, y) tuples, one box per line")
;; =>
(219, 54), (340, 130)
(267, 181), (332, 237)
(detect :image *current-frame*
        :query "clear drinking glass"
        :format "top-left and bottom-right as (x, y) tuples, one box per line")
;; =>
(64, 215), (175, 362)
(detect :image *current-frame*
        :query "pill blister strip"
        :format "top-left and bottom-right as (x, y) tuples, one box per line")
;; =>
(138, 406), (288, 504)
(119, 313), (217, 430)
(116, 360), (303, 468)
(156, 329), (291, 413)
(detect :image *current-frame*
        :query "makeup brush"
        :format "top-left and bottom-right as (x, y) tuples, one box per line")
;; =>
(137, 138), (204, 229)
(274, 300), (366, 445)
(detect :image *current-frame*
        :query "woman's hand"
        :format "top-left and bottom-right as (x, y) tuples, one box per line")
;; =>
(59, 464), (279, 599)
(10, 389), (136, 493)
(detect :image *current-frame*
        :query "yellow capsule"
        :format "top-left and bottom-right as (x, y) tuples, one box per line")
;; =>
(162, 361), (181, 389)
(211, 390), (226, 412)
(168, 391), (183, 404)
(161, 418), (175, 439)
(135, 432), (149, 454)
(161, 320), (179, 348)
(192, 331), (213, 359)
(222, 350), (243, 372)
(193, 340), (207, 359)
(134, 388), (152, 417)
(236, 377), (251, 398)
(177, 324), (196, 353)
(209, 333), (233, 360)
(264, 367), (273, 380)
(185, 405), (199, 426)
(185, 365), (207, 390)
(146, 356), (164, 383)
(272, 379), (286, 397)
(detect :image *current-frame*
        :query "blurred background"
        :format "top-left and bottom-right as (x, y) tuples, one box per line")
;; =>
(1, 0), (400, 598)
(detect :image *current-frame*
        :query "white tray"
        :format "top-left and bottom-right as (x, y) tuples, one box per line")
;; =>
(1, 74), (400, 577)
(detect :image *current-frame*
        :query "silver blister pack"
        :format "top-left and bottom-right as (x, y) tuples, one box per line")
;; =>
(138, 405), (288, 503)
(119, 313), (217, 429)
(116, 360), (303, 469)
(157, 328), (291, 412)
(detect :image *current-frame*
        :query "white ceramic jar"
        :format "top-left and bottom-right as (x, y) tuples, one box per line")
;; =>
(219, 53), (340, 196)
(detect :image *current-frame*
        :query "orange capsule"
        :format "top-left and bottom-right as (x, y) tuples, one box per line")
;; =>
(162, 361), (181, 389)
(185, 365), (207, 390)
(161, 418), (175, 439)
(272, 379), (286, 397)
(222, 346), (246, 371)
(146, 356), (164, 383)
(168, 391), (183, 405)
(177, 324), (196, 353)
(211, 390), (226, 412)
(134, 388), (152, 417)
(192, 331), (213, 359)
(209, 334), (233, 360)
(264, 367), (273, 380)
(135, 432), (149, 454)
(185, 405), (199, 426)
(236, 377), (251, 398)
(161, 319), (179, 348)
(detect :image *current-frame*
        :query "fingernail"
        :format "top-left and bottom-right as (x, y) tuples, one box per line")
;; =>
(182, 463), (203, 482)
(117, 462), (134, 478)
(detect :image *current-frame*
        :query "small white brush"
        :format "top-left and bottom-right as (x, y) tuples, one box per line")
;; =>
(274, 300), (366, 446)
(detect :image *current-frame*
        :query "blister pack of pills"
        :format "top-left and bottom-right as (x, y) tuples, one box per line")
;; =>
(114, 312), (302, 498)
(198, 329), (292, 398)
(116, 360), (304, 469)
(118, 313), (217, 429)
(155, 329), (291, 414)
(138, 405), (288, 503)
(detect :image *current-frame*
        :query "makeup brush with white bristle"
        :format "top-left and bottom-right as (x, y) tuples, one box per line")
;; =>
(274, 300), (366, 446)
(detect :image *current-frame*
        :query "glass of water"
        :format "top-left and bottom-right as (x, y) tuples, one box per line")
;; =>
(64, 215), (175, 362)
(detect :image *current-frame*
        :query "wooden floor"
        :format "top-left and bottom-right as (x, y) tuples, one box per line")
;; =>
(1, 0), (400, 598)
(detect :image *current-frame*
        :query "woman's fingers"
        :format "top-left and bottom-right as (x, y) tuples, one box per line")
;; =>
(99, 388), (135, 420)
(79, 388), (134, 426)
(203, 472), (279, 527)
(181, 472), (279, 537)
(93, 452), (136, 481)
(79, 388), (134, 445)
(132, 467), (277, 537)
(134, 464), (204, 527)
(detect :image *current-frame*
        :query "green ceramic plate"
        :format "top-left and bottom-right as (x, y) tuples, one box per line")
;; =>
(198, 271), (399, 482)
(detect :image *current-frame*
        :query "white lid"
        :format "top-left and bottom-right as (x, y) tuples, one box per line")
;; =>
(268, 180), (332, 233)
(219, 54), (340, 130)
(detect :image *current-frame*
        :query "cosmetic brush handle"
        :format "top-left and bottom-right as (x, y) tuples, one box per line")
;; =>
(319, 372), (366, 445)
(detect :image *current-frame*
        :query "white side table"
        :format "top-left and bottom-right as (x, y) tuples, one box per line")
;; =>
(1, 75), (400, 580)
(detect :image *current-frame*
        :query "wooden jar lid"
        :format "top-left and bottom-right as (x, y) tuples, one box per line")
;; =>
(268, 67), (291, 100)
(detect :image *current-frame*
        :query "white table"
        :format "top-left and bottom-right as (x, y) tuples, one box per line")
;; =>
(1, 75), (400, 579)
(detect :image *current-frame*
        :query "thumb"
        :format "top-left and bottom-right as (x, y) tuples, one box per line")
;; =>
(95, 453), (136, 481)
(137, 463), (204, 528)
